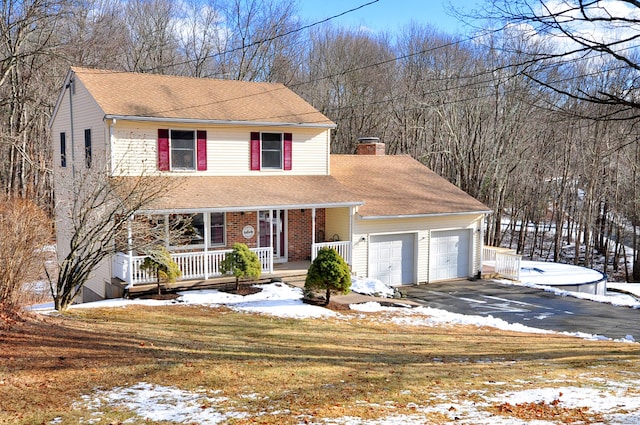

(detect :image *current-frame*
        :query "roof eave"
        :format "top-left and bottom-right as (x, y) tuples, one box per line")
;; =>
(104, 114), (337, 129)
(358, 210), (493, 220)
(136, 201), (363, 215)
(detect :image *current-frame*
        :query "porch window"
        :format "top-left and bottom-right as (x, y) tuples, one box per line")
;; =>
(172, 213), (205, 246)
(210, 212), (225, 246)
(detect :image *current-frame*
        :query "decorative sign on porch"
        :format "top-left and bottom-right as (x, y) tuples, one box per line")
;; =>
(242, 225), (255, 239)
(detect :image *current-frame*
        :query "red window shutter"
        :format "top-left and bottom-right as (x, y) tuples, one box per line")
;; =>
(250, 132), (260, 170)
(283, 132), (292, 170)
(157, 129), (170, 171)
(197, 130), (207, 171)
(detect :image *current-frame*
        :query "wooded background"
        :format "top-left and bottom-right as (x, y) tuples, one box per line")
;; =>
(2, 0), (639, 280)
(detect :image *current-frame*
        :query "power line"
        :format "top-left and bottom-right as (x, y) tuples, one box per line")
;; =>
(142, 0), (381, 73)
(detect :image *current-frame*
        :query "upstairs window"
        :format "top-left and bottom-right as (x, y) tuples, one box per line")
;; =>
(60, 132), (67, 167)
(84, 129), (92, 168)
(171, 130), (195, 170)
(158, 129), (207, 171)
(250, 132), (292, 171)
(261, 133), (282, 169)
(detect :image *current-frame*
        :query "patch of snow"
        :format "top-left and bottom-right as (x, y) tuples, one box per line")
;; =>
(78, 382), (243, 424)
(350, 276), (395, 298)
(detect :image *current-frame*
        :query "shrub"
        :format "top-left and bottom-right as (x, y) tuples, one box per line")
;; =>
(0, 197), (51, 315)
(305, 248), (351, 305)
(220, 243), (262, 290)
(140, 246), (182, 295)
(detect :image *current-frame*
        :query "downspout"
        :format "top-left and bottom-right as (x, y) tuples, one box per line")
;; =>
(109, 118), (116, 174)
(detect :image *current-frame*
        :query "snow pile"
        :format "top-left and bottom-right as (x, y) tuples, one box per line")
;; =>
(350, 275), (395, 298)
(178, 283), (338, 319)
(351, 302), (555, 335)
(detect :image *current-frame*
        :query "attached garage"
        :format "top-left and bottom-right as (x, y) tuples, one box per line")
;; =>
(429, 229), (471, 281)
(369, 233), (415, 286)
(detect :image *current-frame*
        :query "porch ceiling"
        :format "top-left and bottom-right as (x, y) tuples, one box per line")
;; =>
(132, 175), (364, 212)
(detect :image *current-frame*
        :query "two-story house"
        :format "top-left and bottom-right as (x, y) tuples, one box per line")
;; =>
(50, 67), (490, 303)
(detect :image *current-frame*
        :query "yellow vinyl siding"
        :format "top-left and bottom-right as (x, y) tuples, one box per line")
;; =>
(111, 122), (331, 176)
(351, 213), (484, 283)
(325, 207), (351, 242)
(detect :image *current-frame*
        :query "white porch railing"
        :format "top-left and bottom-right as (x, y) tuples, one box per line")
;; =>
(113, 247), (273, 286)
(483, 246), (521, 280)
(312, 241), (352, 265)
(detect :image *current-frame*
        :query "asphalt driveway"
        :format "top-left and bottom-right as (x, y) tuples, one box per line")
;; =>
(401, 280), (640, 340)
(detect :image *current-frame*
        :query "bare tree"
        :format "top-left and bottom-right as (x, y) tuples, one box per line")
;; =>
(0, 0), (67, 207)
(299, 25), (395, 153)
(51, 170), (177, 311)
(214, 0), (301, 81)
(122, 0), (179, 73)
(480, 0), (640, 118)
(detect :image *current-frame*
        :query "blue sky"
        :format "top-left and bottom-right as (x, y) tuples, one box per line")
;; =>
(297, 0), (482, 35)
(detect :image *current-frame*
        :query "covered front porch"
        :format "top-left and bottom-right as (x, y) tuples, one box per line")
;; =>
(112, 240), (351, 287)
(110, 174), (362, 289)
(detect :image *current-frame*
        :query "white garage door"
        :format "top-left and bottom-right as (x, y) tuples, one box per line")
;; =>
(370, 234), (415, 286)
(430, 230), (471, 281)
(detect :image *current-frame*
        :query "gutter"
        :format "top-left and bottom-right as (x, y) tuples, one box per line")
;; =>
(136, 201), (364, 215)
(104, 114), (337, 129)
(359, 210), (493, 220)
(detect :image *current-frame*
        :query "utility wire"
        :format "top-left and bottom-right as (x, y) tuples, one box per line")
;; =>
(142, 0), (381, 73)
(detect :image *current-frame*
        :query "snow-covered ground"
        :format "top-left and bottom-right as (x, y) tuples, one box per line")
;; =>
(33, 275), (640, 425)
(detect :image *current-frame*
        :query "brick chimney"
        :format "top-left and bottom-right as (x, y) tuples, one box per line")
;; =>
(356, 137), (385, 155)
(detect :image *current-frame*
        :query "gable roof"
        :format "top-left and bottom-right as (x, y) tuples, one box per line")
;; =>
(330, 155), (491, 218)
(65, 67), (334, 127)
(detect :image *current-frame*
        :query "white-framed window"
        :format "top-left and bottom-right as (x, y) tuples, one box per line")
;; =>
(170, 130), (196, 171)
(170, 213), (225, 248)
(158, 129), (207, 172)
(261, 132), (283, 169)
(210, 212), (225, 246)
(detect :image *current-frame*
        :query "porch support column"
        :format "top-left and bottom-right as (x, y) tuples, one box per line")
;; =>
(312, 208), (316, 244)
(203, 213), (209, 280)
(127, 214), (134, 287)
(348, 206), (354, 266)
(311, 207), (317, 261)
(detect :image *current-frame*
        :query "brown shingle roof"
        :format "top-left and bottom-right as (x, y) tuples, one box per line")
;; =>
(137, 175), (363, 212)
(330, 155), (490, 217)
(70, 67), (334, 126)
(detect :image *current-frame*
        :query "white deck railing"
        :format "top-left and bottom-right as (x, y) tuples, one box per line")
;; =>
(495, 252), (522, 280)
(113, 247), (273, 286)
(483, 246), (522, 280)
(312, 241), (352, 265)
(483, 246), (517, 262)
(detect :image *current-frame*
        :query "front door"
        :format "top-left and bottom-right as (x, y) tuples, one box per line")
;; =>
(259, 210), (286, 261)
